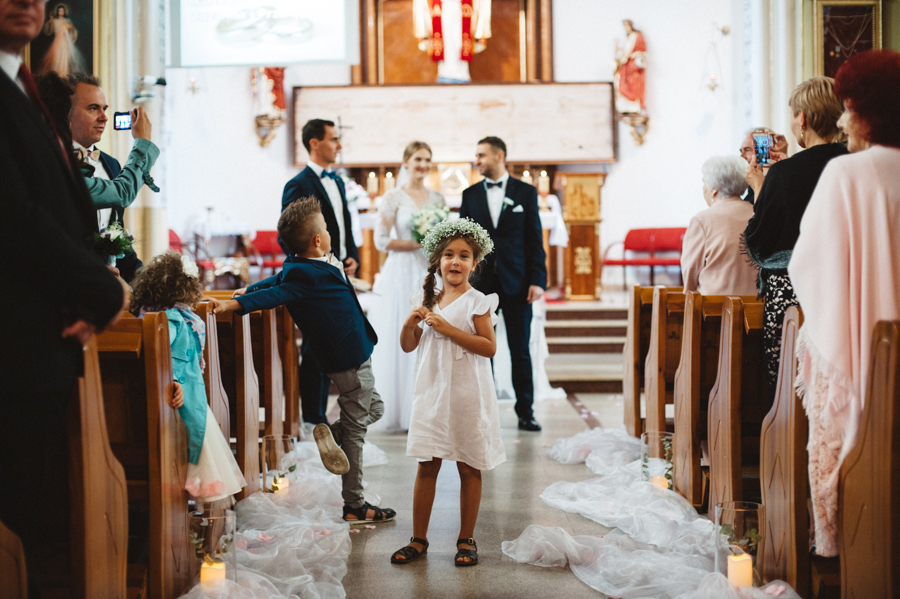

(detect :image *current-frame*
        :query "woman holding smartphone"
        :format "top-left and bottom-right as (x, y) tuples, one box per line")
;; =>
(742, 76), (847, 403)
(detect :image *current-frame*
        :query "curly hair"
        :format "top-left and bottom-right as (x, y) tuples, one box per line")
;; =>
(421, 233), (484, 310)
(130, 251), (203, 315)
(834, 50), (900, 148)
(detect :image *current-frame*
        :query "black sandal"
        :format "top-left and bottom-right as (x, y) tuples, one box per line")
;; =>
(342, 502), (396, 523)
(390, 537), (429, 564)
(455, 537), (478, 567)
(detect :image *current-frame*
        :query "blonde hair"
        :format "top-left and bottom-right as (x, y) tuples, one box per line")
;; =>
(278, 196), (323, 255)
(402, 141), (432, 162)
(789, 77), (845, 143)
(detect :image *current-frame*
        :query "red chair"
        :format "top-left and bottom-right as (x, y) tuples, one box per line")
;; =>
(602, 227), (686, 288)
(168, 229), (184, 253)
(249, 230), (285, 278)
(169, 229), (216, 283)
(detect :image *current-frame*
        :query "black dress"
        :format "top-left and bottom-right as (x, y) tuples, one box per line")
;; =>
(743, 143), (848, 402)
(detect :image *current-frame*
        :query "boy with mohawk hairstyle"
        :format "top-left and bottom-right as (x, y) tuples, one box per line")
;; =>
(217, 197), (396, 523)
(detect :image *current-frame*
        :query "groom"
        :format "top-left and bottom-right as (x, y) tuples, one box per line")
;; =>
(460, 136), (547, 431)
(281, 118), (360, 424)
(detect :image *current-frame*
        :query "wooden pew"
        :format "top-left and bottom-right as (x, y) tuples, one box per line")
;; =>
(277, 305), (302, 438)
(644, 287), (685, 435)
(758, 307), (808, 596)
(623, 284), (655, 437)
(673, 294), (758, 507)
(838, 320), (900, 598)
(196, 302), (231, 442)
(207, 307), (262, 500)
(69, 337), (129, 598)
(707, 297), (768, 511)
(250, 309), (285, 438)
(0, 519), (27, 599)
(97, 313), (194, 599)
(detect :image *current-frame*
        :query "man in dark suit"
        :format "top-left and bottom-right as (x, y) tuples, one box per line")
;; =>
(281, 118), (360, 424)
(460, 136), (547, 431)
(0, 0), (128, 589)
(68, 72), (143, 282)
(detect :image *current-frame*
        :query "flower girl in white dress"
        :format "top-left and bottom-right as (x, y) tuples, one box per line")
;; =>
(392, 218), (506, 567)
(368, 142), (446, 432)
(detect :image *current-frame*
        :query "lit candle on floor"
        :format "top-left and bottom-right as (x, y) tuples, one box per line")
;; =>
(384, 171), (395, 191)
(727, 553), (753, 586)
(650, 475), (668, 489)
(200, 560), (226, 582)
(273, 477), (290, 494)
(366, 172), (378, 196)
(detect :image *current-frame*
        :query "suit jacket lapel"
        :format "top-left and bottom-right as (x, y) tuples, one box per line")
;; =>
(98, 151), (119, 178)
(471, 183), (495, 234)
(304, 168), (335, 216)
(496, 177), (516, 230)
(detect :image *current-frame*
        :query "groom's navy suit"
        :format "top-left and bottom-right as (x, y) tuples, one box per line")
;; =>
(280, 165), (360, 424)
(460, 176), (547, 420)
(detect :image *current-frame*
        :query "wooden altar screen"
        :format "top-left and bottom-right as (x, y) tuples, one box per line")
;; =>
(562, 174), (604, 300)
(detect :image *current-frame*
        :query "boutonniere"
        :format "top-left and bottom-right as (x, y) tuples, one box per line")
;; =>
(501, 197), (514, 212)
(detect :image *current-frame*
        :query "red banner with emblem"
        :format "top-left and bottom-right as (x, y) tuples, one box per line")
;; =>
(429, 0), (475, 62)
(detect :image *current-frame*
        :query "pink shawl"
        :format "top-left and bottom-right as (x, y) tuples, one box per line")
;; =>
(789, 145), (900, 460)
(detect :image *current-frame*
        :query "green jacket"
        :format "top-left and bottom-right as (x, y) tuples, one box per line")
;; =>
(83, 138), (160, 209)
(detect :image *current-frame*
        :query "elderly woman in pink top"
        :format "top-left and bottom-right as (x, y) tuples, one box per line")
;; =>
(680, 155), (758, 296)
(789, 49), (900, 557)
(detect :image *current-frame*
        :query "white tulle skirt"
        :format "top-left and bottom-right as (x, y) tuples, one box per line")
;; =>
(185, 408), (247, 503)
(368, 249), (428, 433)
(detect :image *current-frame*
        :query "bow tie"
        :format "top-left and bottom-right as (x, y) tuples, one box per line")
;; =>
(76, 147), (101, 162)
(485, 180), (502, 189)
(321, 170), (339, 181)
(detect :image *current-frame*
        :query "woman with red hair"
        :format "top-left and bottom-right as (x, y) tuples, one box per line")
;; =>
(788, 49), (900, 557)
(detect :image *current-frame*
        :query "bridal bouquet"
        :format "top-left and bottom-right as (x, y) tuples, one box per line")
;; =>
(93, 221), (135, 265)
(410, 205), (450, 244)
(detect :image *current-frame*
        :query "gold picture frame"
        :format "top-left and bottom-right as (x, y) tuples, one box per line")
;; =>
(813, 0), (882, 77)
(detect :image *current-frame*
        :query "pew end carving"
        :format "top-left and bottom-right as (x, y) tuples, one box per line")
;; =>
(645, 287), (685, 435)
(624, 285), (655, 437)
(196, 302), (231, 442)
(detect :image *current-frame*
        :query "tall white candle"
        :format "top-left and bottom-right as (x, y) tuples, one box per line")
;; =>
(538, 170), (550, 195)
(521, 170), (534, 185)
(384, 172), (395, 191)
(727, 553), (753, 586)
(366, 172), (378, 196)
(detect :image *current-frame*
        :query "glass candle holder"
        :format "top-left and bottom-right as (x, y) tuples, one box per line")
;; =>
(261, 434), (296, 493)
(714, 501), (765, 587)
(641, 431), (674, 489)
(190, 506), (237, 584)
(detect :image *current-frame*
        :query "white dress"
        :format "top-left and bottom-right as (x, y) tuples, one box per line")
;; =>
(407, 288), (507, 471)
(368, 187), (446, 432)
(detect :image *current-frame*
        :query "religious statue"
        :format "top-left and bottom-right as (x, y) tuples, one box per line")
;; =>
(252, 67), (286, 147)
(413, 0), (491, 84)
(614, 20), (646, 114)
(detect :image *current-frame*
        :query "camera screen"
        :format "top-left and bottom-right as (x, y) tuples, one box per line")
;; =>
(114, 113), (132, 129)
(752, 134), (772, 165)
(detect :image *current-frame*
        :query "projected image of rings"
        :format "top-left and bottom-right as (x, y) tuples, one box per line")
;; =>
(173, 0), (355, 68)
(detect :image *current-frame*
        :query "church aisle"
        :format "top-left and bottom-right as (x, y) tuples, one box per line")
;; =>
(342, 395), (622, 598)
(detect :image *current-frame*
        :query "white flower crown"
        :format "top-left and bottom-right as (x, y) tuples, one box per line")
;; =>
(421, 217), (494, 258)
(180, 254), (200, 279)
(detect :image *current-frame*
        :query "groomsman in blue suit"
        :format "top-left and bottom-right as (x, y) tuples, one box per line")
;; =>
(281, 119), (360, 424)
(460, 137), (547, 431)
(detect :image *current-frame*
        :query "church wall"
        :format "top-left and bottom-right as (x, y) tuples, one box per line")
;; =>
(161, 65), (351, 242)
(552, 0), (747, 284)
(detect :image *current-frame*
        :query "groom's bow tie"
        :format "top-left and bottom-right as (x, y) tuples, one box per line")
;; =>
(485, 180), (502, 189)
(321, 170), (339, 181)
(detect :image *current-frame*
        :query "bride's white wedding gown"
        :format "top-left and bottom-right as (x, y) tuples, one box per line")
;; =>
(368, 187), (446, 432)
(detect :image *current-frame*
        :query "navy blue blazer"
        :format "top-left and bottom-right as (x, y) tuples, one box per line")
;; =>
(460, 176), (547, 297)
(235, 255), (376, 374)
(97, 151), (143, 283)
(280, 166), (359, 263)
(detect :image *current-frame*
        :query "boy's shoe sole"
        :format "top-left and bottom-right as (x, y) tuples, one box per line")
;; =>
(314, 423), (350, 475)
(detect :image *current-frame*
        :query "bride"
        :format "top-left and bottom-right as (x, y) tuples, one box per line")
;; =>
(368, 142), (446, 432)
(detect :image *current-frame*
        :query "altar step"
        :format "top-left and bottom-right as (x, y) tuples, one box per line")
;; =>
(544, 301), (625, 393)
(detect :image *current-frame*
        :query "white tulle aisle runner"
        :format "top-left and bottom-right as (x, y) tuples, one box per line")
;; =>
(502, 429), (801, 599)
(180, 440), (387, 598)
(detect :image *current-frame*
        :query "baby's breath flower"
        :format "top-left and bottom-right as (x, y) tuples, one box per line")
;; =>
(422, 217), (494, 259)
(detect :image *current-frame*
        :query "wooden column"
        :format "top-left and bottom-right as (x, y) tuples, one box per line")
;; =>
(562, 174), (604, 300)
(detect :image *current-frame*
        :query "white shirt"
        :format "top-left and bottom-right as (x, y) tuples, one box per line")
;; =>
(75, 140), (113, 229)
(484, 171), (510, 229)
(0, 51), (26, 95)
(306, 161), (347, 260)
(310, 253), (347, 281)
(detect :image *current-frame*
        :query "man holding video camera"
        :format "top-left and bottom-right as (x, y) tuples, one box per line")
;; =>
(68, 72), (149, 281)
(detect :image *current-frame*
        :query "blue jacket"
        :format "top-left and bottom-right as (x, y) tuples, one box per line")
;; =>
(460, 176), (547, 297)
(280, 166), (359, 263)
(235, 256), (376, 374)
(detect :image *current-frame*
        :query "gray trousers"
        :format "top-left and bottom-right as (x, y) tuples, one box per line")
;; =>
(327, 358), (384, 507)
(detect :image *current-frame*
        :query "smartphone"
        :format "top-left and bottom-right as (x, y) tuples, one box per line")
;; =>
(752, 132), (773, 166)
(113, 111), (132, 130)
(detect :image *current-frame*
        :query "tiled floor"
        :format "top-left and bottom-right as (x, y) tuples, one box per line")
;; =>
(340, 394), (623, 599)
